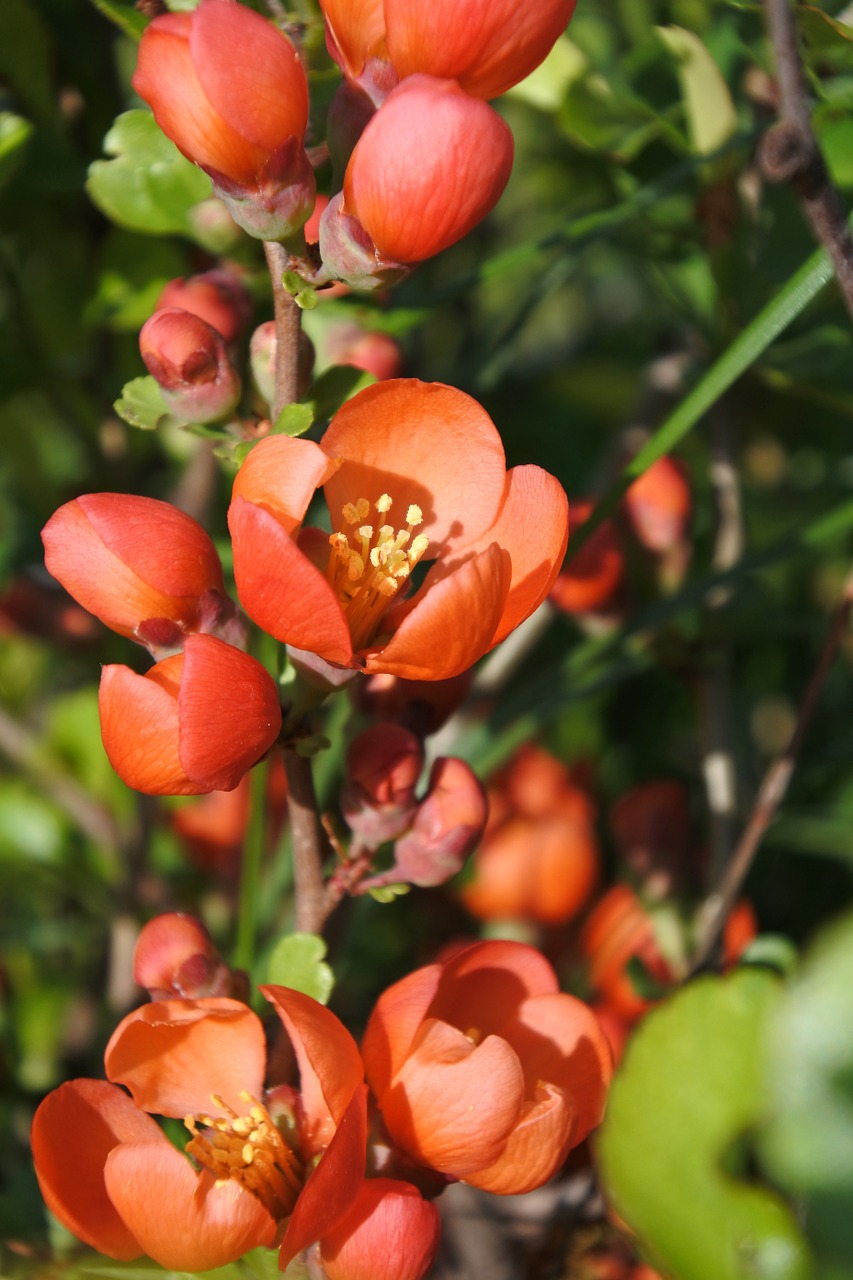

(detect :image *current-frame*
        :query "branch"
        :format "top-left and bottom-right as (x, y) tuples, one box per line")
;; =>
(760, 0), (853, 321)
(263, 240), (302, 417)
(690, 565), (853, 972)
(282, 746), (330, 934)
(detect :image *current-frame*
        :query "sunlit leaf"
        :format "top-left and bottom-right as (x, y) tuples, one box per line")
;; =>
(266, 932), (335, 1004)
(657, 25), (739, 158)
(113, 375), (172, 431)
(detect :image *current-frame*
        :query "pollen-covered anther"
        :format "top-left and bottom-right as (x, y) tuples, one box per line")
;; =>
(326, 493), (431, 650)
(184, 1091), (303, 1220)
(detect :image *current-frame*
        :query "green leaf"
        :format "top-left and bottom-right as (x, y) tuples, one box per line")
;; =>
(506, 36), (587, 112)
(597, 970), (812, 1280)
(368, 883), (411, 904)
(305, 365), (377, 424)
(272, 402), (315, 438)
(0, 112), (32, 191)
(266, 933), (335, 1005)
(88, 0), (148, 40)
(657, 25), (739, 158)
(113, 376), (172, 431)
(760, 912), (853, 1275)
(87, 110), (212, 236)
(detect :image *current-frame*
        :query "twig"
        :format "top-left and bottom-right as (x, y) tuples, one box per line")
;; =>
(263, 240), (302, 417)
(690, 566), (853, 973)
(282, 746), (329, 934)
(760, 0), (853, 321)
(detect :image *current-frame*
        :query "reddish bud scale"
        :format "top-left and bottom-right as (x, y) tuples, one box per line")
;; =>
(155, 269), (252, 345)
(133, 912), (231, 1001)
(393, 757), (487, 887)
(140, 308), (241, 423)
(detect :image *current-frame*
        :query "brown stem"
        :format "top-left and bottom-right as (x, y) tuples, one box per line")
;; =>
(690, 566), (853, 973)
(282, 746), (330, 934)
(760, 0), (853, 321)
(263, 240), (302, 418)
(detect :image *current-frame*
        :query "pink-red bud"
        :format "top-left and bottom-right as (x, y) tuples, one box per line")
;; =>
(140, 308), (241, 423)
(324, 321), (403, 381)
(353, 670), (473, 736)
(133, 912), (231, 1001)
(132, 0), (315, 241)
(393, 757), (487, 886)
(154, 270), (252, 345)
(341, 723), (424, 845)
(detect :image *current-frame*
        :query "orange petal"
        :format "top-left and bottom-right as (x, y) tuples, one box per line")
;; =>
(42, 495), (224, 639)
(381, 1019), (524, 1176)
(279, 1085), (367, 1270)
(31, 1079), (163, 1259)
(499, 992), (613, 1147)
(463, 1083), (575, 1195)
(191, 0), (308, 152)
(364, 542), (509, 680)
(261, 986), (364, 1154)
(462, 466), (568, 646)
(231, 435), (340, 535)
(320, 0), (386, 78)
(99, 659), (189, 795)
(320, 1177), (441, 1280)
(177, 634), (281, 791)
(132, 15), (267, 183)
(361, 964), (442, 1098)
(105, 1140), (275, 1270)
(104, 997), (266, 1118)
(322, 381), (507, 555)
(385, 0), (576, 100)
(429, 940), (560, 1038)
(230, 497), (353, 664)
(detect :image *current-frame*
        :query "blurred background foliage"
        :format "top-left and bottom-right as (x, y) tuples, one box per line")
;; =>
(3, 0), (853, 1276)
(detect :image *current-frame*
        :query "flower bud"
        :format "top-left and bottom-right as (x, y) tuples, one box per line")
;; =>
(353, 669), (473, 736)
(321, 76), (513, 281)
(42, 493), (231, 648)
(186, 196), (241, 254)
(99, 634), (281, 796)
(133, 912), (231, 1001)
(155, 269), (252, 345)
(393, 757), (487, 886)
(341, 723), (424, 845)
(624, 456), (692, 554)
(324, 321), (403, 381)
(132, 0), (315, 242)
(140, 308), (241, 423)
(250, 320), (314, 409)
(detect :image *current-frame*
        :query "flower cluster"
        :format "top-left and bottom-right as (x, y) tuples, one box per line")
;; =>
(131, 0), (577, 284)
(32, 936), (612, 1279)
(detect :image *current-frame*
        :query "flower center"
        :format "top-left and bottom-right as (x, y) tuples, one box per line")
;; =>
(327, 494), (430, 651)
(184, 1091), (303, 1220)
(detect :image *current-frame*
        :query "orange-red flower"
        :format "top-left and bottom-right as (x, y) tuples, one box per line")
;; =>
(132, 0), (314, 241)
(42, 494), (230, 648)
(31, 988), (367, 1271)
(549, 500), (624, 616)
(362, 940), (612, 1193)
(579, 885), (674, 1023)
(228, 379), (568, 681)
(321, 0), (576, 100)
(320, 76), (513, 281)
(462, 745), (599, 924)
(99, 633), (281, 795)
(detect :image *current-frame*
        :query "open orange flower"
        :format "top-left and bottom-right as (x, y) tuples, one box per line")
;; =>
(362, 940), (612, 1193)
(31, 988), (367, 1271)
(228, 379), (568, 681)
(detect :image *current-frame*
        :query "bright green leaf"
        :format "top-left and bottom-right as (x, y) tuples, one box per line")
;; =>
(305, 365), (377, 424)
(266, 933), (335, 1005)
(597, 970), (812, 1280)
(114, 375), (172, 431)
(657, 25), (739, 158)
(0, 112), (33, 191)
(87, 110), (211, 236)
(272, 402), (314, 438)
(368, 883), (411, 904)
(507, 36), (587, 112)
(760, 912), (853, 1275)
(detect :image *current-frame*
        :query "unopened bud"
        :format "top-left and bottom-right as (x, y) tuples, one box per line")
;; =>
(140, 308), (241, 423)
(353, 670), (473, 736)
(155, 270), (252, 345)
(393, 757), (487, 887)
(133, 912), (231, 1000)
(187, 197), (241, 254)
(324, 321), (403, 381)
(341, 723), (424, 846)
(250, 320), (315, 409)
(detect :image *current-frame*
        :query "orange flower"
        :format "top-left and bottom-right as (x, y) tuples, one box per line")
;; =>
(228, 379), (568, 681)
(624, 455), (692, 555)
(580, 885), (674, 1022)
(132, 0), (314, 241)
(321, 0), (576, 100)
(549, 499), (624, 616)
(362, 940), (612, 1193)
(462, 745), (599, 924)
(42, 493), (231, 649)
(99, 634), (281, 795)
(31, 988), (366, 1272)
(321, 75), (513, 278)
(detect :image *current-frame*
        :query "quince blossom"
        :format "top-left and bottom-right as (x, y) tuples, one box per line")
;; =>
(228, 379), (568, 681)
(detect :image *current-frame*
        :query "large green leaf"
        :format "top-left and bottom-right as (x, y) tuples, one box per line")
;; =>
(87, 110), (212, 236)
(597, 969), (812, 1280)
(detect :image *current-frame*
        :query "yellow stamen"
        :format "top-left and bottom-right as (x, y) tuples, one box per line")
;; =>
(327, 493), (430, 651)
(184, 1091), (303, 1221)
